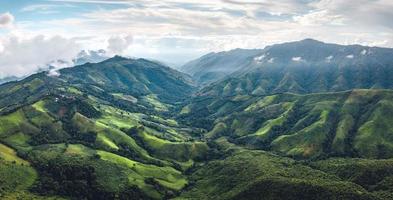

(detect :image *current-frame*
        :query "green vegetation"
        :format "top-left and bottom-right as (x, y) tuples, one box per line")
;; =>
(0, 143), (58, 199)
(128, 126), (209, 162)
(182, 90), (393, 159)
(142, 94), (170, 112)
(179, 149), (376, 200)
(1, 54), (393, 199)
(311, 158), (393, 199)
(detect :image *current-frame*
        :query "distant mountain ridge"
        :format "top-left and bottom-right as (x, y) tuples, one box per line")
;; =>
(180, 48), (263, 85)
(186, 39), (393, 96)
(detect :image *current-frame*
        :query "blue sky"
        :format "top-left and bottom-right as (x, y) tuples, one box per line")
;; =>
(0, 0), (392, 77)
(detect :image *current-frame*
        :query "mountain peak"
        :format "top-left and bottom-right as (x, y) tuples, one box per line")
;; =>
(299, 38), (324, 44)
(103, 55), (130, 63)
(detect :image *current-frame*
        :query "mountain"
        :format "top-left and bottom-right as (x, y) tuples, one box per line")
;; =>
(188, 39), (393, 95)
(59, 56), (195, 103)
(1, 41), (393, 200)
(0, 76), (20, 84)
(0, 56), (195, 115)
(180, 49), (263, 85)
(0, 56), (207, 199)
(179, 40), (393, 160)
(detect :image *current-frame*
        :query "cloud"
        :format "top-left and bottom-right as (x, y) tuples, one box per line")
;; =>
(309, 0), (393, 29)
(107, 35), (133, 55)
(47, 0), (133, 4)
(0, 12), (14, 28)
(293, 10), (344, 26)
(0, 35), (80, 77)
(292, 57), (303, 62)
(0, 0), (392, 77)
(346, 54), (354, 59)
(21, 4), (74, 14)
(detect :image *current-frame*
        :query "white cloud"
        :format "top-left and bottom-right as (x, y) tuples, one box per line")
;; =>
(0, 1), (392, 78)
(292, 56), (302, 62)
(346, 54), (354, 59)
(107, 35), (133, 55)
(0, 35), (80, 77)
(325, 55), (333, 62)
(309, 0), (393, 29)
(0, 12), (14, 28)
(254, 54), (265, 63)
(293, 10), (344, 26)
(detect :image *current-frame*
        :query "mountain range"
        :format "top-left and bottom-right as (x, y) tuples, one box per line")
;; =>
(1, 39), (393, 200)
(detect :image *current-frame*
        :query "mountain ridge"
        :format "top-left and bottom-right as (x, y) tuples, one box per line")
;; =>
(182, 39), (393, 87)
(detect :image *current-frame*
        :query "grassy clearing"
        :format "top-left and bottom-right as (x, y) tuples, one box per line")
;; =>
(150, 115), (179, 127)
(98, 150), (187, 191)
(32, 100), (47, 113)
(180, 105), (191, 115)
(136, 130), (209, 162)
(245, 95), (276, 112)
(2, 132), (31, 150)
(0, 144), (37, 194)
(142, 94), (169, 112)
(112, 93), (138, 103)
(0, 143), (29, 165)
(0, 110), (25, 138)
(96, 105), (139, 129)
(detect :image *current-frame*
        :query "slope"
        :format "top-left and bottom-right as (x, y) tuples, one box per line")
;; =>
(179, 89), (393, 159)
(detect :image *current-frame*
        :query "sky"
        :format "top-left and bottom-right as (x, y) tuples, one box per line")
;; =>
(0, 0), (392, 77)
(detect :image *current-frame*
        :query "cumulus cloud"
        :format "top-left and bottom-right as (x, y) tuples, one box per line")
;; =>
(0, 12), (14, 28)
(107, 35), (133, 55)
(0, 0), (392, 77)
(0, 35), (80, 77)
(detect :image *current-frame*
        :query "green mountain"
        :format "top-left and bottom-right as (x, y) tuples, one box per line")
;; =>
(179, 89), (393, 159)
(1, 40), (393, 200)
(188, 39), (393, 95)
(0, 57), (206, 199)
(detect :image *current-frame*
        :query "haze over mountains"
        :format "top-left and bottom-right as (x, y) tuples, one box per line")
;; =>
(1, 39), (393, 200)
